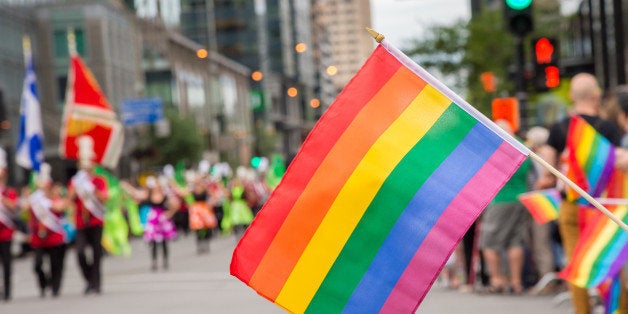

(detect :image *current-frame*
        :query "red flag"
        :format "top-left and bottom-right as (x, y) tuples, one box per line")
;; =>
(60, 54), (123, 168)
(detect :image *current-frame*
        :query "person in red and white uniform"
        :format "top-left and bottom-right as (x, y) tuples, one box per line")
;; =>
(28, 163), (68, 298)
(0, 147), (18, 302)
(67, 136), (108, 295)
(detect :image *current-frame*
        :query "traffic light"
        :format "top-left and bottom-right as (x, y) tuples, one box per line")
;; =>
(504, 0), (533, 36)
(532, 37), (560, 90)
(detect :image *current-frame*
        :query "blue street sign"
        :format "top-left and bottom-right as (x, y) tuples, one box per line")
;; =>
(121, 98), (164, 126)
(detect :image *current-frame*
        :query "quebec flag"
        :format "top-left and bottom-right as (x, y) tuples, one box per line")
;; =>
(16, 36), (44, 172)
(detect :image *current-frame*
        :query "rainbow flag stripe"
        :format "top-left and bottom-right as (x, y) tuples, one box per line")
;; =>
(518, 189), (561, 224)
(230, 41), (529, 313)
(566, 115), (615, 202)
(559, 205), (628, 288)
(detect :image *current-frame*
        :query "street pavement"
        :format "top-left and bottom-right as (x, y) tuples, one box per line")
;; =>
(2, 233), (576, 314)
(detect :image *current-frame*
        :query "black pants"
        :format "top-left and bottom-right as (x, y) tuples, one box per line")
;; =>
(33, 244), (66, 296)
(0, 240), (11, 300)
(150, 241), (168, 269)
(76, 226), (103, 291)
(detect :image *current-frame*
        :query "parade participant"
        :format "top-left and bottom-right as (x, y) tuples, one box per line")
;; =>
(28, 163), (68, 298)
(0, 148), (18, 301)
(121, 176), (179, 271)
(67, 136), (108, 295)
(189, 175), (217, 254)
(478, 120), (532, 295)
(544, 73), (623, 313)
(223, 167), (254, 239)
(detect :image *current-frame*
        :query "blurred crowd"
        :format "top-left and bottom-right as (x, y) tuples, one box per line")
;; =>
(437, 76), (628, 314)
(0, 146), (279, 301)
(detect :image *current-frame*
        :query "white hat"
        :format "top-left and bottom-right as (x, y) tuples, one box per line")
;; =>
(163, 164), (174, 179)
(198, 160), (210, 175)
(37, 163), (52, 187)
(77, 135), (96, 169)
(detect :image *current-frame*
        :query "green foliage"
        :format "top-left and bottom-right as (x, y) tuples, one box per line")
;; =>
(150, 109), (205, 167)
(403, 10), (516, 115)
(464, 10), (516, 113)
(254, 120), (278, 157)
(403, 20), (468, 91)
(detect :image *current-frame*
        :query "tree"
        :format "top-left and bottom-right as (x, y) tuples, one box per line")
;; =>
(403, 10), (515, 114)
(149, 109), (205, 167)
(403, 20), (468, 92)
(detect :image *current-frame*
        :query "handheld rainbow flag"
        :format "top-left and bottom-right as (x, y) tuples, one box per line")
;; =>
(518, 189), (561, 224)
(59, 31), (123, 169)
(565, 115), (615, 203)
(597, 274), (621, 314)
(230, 36), (530, 313)
(558, 204), (628, 288)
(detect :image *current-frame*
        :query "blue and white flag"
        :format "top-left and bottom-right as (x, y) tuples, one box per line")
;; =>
(16, 36), (44, 172)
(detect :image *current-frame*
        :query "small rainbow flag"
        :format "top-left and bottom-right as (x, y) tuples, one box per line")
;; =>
(565, 115), (615, 203)
(559, 204), (628, 288)
(230, 40), (530, 313)
(518, 189), (561, 224)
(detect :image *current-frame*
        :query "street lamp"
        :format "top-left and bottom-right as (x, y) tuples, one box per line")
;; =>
(326, 65), (338, 76)
(251, 70), (263, 81)
(287, 87), (298, 98)
(310, 98), (320, 108)
(196, 48), (208, 59)
(295, 43), (307, 53)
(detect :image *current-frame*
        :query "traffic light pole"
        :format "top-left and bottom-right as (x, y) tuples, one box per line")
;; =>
(515, 35), (528, 131)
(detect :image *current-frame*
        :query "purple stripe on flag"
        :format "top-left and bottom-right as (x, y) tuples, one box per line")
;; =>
(592, 149), (615, 197)
(379, 142), (526, 313)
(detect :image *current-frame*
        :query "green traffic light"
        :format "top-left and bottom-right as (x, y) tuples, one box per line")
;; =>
(505, 0), (532, 10)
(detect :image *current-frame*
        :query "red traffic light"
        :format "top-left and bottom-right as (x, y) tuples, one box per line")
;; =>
(545, 66), (560, 88)
(534, 37), (554, 64)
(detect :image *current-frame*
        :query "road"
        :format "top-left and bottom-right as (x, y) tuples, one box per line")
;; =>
(2, 233), (576, 313)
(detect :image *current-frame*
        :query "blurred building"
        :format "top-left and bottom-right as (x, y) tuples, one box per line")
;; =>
(175, 0), (318, 160)
(0, 0), (254, 181)
(0, 0), (142, 182)
(561, 0), (626, 89)
(0, 5), (34, 184)
(139, 16), (253, 167)
(317, 0), (373, 92)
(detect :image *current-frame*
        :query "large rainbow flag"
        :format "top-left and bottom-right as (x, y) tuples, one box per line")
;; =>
(60, 42), (123, 169)
(518, 189), (561, 224)
(230, 39), (530, 313)
(565, 115), (615, 203)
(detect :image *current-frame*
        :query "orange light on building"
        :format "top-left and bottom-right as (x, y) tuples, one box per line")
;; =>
(196, 48), (208, 59)
(0, 121), (10, 130)
(310, 98), (320, 108)
(251, 71), (263, 81)
(326, 65), (338, 76)
(287, 87), (298, 97)
(295, 42), (307, 53)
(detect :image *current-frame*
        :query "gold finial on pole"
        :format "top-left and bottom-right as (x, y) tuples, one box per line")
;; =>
(365, 27), (385, 43)
(67, 27), (77, 55)
(22, 35), (31, 53)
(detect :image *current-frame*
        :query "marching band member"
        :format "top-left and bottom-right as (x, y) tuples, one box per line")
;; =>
(67, 136), (108, 295)
(29, 163), (67, 297)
